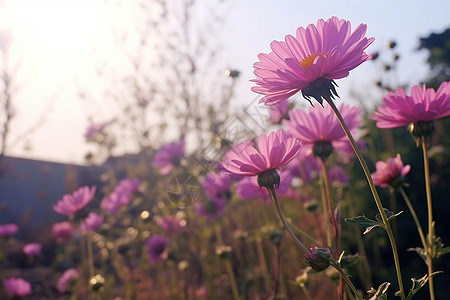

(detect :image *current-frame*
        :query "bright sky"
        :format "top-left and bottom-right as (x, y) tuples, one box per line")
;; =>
(2, 0), (450, 165)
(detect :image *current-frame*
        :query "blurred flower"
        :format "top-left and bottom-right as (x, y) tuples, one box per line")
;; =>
(328, 165), (350, 185)
(305, 247), (331, 272)
(84, 121), (112, 141)
(57, 268), (79, 293)
(157, 215), (185, 234)
(152, 139), (185, 175)
(53, 186), (96, 216)
(201, 171), (232, 202)
(52, 221), (74, 243)
(251, 17), (374, 106)
(372, 82), (450, 129)
(286, 153), (320, 183)
(3, 277), (32, 297)
(284, 103), (361, 157)
(147, 235), (170, 263)
(0, 223), (18, 237)
(23, 243), (42, 257)
(195, 198), (226, 218)
(269, 100), (290, 124)
(101, 178), (140, 214)
(222, 129), (301, 177)
(371, 154), (411, 188)
(80, 212), (104, 234)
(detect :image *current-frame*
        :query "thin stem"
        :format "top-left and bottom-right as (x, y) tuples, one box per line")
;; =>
(327, 100), (405, 299)
(286, 218), (322, 247)
(330, 260), (363, 300)
(398, 187), (427, 250)
(87, 234), (95, 278)
(267, 187), (309, 252)
(319, 170), (333, 248)
(421, 136), (435, 300)
(320, 158), (340, 257)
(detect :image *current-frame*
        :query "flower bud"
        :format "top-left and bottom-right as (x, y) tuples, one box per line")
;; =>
(257, 169), (280, 189)
(313, 141), (334, 160)
(408, 121), (434, 146)
(305, 247), (331, 271)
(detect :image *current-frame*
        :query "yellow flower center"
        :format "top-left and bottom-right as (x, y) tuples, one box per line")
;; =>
(299, 52), (329, 69)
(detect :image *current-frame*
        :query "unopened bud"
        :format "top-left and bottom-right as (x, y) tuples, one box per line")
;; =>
(305, 247), (331, 271)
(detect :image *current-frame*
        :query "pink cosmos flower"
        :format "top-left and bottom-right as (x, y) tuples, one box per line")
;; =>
(57, 268), (78, 293)
(53, 186), (96, 216)
(3, 277), (32, 297)
(152, 139), (185, 175)
(23, 243), (42, 257)
(221, 129), (301, 176)
(269, 100), (290, 124)
(52, 221), (74, 243)
(372, 82), (450, 128)
(252, 17), (374, 106)
(201, 171), (232, 202)
(101, 178), (140, 215)
(371, 154), (411, 188)
(80, 212), (104, 234)
(147, 235), (170, 263)
(0, 223), (18, 237)
(284, 103), (361, 156)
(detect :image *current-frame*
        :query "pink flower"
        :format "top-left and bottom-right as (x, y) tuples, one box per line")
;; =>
(372, 82), (450, 128)
(252, 17), (374, 106)
(147, 235), (170, 263)
(371, 154), (411, 188)
(195, 198), (226, 218)
(152, 139), (185, 175)
(284, 103), (361, 156)
(23, 243), (42, 257)
(269, 100), (290, 124)
(57, 268), (78, 293)
(52, 221), (74, 243)
(101, 178), (140, 214)
(221, 129), (301, 176)
(3, 277), (32, 297)
(0, 223), (18, 237)
(201, 171), (232, 202)
(84, 121), (112, 141)
(53, 186), (96, 216)
(80, 213), (104, 234)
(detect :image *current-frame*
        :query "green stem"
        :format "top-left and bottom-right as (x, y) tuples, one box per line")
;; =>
(320, 158), (340, 257)
(286, 218), (322, 246)
(327, 100), (405, 299)
(330, 260), (363, 300)
(398, 187), (427, 251)
(421, 136), (435, 300)
(319, 171), (333, 249)
(267, 187), (309, 252)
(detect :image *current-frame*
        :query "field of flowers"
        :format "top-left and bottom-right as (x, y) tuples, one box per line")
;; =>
(1, 16), (450, 300)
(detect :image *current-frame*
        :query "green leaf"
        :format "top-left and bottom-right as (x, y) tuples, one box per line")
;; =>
(368, 282), (390, 300)
(375, 208), (402, 223)
(405, 272), (443, 300)
(345, 215), (383, 234)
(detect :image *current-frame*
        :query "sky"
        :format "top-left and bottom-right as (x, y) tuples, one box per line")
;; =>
(1, 0), (450, 165)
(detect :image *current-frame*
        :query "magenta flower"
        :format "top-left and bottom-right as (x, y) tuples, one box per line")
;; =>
(328, 165), (350, 185)
(52, 221), (74, 243)
(0, 223), (18, 237)
(152, 139), (185, 175)
(195, 198), (226, 218)
(23, 243), (42, 257)
(284, 103), (361, 157)
(201, 171), (232, 202)
(222, 129), (301, 176)
(57, 268), (78, 293)
(371, 154), (411, 188)
(147, 235), (170, 263)
(372, 82), (450, 129)
(3, 277), (32, 297)
(53, 186), (96, 216)
(157, 215), (185, 234)
(269, 100), (290, 124)
(101, 178), (140, 214)
(84, 121), (112, 141)
(80, 212), (104, 234)
(252, 17), (374, 106)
